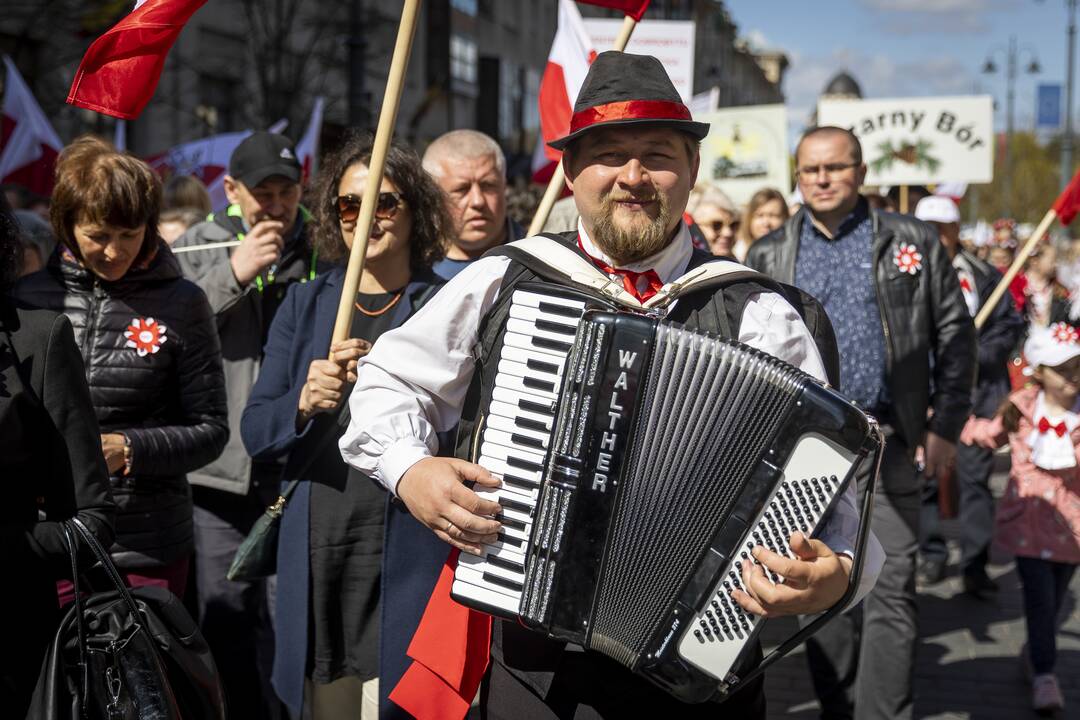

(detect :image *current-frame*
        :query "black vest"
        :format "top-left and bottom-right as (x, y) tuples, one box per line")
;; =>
(456, 233), (836, 715)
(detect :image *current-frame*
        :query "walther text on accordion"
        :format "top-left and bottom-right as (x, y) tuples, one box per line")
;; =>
(452, 286), (883, 703)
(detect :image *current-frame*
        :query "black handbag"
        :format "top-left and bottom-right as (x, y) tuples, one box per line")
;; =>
(226, 478), (299, 582)
(28, 518), (227, 720)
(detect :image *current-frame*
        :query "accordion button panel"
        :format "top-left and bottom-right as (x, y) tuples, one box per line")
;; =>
(675, 432), (858, 682)
(450, 289), (589, 619)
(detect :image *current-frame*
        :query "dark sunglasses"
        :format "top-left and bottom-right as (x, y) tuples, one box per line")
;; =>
(334, 192), (404, 222)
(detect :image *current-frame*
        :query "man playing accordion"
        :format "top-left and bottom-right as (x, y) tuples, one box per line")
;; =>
(341, 52), (884, 719)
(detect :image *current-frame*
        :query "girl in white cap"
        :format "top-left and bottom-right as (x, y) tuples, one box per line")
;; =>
(961, 321), (1080, 714)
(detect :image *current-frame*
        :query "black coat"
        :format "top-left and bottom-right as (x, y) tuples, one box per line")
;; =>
(14, 244), (228, 568)
(746, 205), (976, 446)
(958, 251), (1025, 418)
(0, 298), (116, 715)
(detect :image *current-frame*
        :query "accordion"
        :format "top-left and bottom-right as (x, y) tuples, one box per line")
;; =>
(452, 285), (881, 703)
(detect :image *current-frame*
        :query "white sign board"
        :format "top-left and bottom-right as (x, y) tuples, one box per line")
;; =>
(817, 96), (995, 185)
(694, 104), (790, 206)
(583, 19), (695, 102)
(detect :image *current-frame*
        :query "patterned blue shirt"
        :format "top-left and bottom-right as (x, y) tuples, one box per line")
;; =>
(794, 200), (887, 411)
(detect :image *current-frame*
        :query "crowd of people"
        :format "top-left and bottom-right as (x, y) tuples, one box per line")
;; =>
(1, 50), (1078, 720)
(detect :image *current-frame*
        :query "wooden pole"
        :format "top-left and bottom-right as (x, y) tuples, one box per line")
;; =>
(974, 207), (1058, 329)
(330, 0), (422, 348)
(526, 14), (639, 237)
(899, 184), (909, 214)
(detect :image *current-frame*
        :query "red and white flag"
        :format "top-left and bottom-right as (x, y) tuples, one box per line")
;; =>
(1053, 168), (1080, 226)
(67, 0), (207, 120)
(933, 182), (967, 204)
(0, 55), (63, 196)
(578, 0), (651, 21)
(295, 97), (324, 184)
(146, 119), (288, 211)
(533, 0), (597, 178)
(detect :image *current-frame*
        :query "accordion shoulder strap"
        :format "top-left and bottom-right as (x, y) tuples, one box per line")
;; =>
(491, 235), (774, 311)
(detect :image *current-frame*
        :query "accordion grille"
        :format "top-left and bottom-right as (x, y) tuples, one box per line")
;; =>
(588, 324), (805, 665)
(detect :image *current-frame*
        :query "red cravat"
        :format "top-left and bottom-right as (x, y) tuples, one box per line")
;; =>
(1037, 417), (1068, 437)
(577, 237), (663, 302)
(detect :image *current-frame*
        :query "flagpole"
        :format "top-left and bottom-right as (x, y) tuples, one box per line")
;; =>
(527, 14), (640, 237)
(974, 207), (1057, 329)
(330, 0), (421, 348)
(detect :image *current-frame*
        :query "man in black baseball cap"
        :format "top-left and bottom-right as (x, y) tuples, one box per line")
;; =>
(174, 128), (318, 717)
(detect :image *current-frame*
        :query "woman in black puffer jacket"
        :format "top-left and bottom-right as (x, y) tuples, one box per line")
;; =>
(16, 136), (227, 596)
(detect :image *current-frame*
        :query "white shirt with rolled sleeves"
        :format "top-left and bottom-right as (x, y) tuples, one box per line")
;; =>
(340, 221), (885, 606)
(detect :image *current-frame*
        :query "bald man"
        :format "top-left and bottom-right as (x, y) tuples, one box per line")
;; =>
(422, 130), (522, 279)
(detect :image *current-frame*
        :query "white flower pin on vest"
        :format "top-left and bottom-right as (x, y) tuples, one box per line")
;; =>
(1051, 322), (1079, 344)
(893, 242), (923, 275)
(124, 317), (168, 356)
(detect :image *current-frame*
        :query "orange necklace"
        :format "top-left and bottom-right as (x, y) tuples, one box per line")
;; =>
(355, 288), (405, 317)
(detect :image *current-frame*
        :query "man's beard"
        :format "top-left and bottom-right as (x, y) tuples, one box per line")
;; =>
(591, 189), (672, 266)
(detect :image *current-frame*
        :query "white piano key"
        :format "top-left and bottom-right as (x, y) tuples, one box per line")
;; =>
(496, 358), (563, 389)
(495, 372), (558, 401)
(484, 415), (551, 449)
(458, 550), (525, 585)
(483, 429), (550, 462)
(506, 317), (578, 346)
(487, 400), (554, 431)
(477, 488), (535, 522)
(499, 345), (570, 374)
(502, 330), (573, 358)
(508, 303), (583, 329)
(490, 387), (557, 417)
(454, 564), (524, 596)
(451, 578), (522, 615)
(510, 290), (588, 314)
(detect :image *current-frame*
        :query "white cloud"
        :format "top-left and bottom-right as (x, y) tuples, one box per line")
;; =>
(742, 29), (771, 52)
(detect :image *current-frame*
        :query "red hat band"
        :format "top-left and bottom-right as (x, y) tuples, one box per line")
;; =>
(568, 99), (693, 136)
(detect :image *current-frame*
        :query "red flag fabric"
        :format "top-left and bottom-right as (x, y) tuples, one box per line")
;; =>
(388, 550), (492, 720)
(1053, 168), (1080, 226)
(0, 56), (63, 196)
(67, 0), (207, 120)
(578, 0), (651, 21)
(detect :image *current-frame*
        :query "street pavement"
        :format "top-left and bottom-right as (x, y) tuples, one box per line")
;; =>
(762, 452), (1080, 719)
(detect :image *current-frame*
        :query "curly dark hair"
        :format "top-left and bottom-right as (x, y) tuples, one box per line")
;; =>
(0, 192), (24, 293)
(310, 132), (448, 272)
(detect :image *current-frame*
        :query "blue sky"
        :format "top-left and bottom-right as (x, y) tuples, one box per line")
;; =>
(728, 0), (1071, 137)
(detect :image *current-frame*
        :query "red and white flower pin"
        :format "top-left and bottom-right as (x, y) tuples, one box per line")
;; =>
(124, 317), (168, 356)
(893, 243), (923, 275)
(1050, 322), (1079, 345)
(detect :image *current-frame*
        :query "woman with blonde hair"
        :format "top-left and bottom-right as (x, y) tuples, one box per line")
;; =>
(686, 182), (739, 258)
(737, 187), (788, 261)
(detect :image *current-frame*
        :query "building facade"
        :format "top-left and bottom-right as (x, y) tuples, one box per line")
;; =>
(1, 0), (786, 178)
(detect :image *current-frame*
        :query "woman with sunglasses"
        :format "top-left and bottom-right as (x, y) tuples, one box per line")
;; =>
(241, 131), (449, 719)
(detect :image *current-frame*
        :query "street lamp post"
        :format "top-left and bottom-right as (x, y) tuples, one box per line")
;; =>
(984, 36), (1041, 218)
(1063, 0), (1078, 190)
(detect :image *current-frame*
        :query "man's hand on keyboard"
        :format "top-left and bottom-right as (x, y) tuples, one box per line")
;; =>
(397, 457), (503, 555)
(730, 531), (852, 617)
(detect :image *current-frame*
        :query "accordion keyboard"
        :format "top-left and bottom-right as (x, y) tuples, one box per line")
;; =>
(451, 289), (588, 616)
(676, 432), (857, 682)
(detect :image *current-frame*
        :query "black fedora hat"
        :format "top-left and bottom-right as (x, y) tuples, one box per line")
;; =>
(548, 51), (710, 151)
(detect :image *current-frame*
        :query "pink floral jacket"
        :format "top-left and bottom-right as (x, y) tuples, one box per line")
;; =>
(961, 386), (1080, 564)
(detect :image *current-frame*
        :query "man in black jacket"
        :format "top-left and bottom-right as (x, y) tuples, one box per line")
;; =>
(913, 196), (1024, 595)
(745, 126), (976, 720)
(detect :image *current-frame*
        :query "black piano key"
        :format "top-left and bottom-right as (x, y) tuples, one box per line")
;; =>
(498, 495), (534, 515)
(510, 432), (545, 450)
(517, 398), (556, 416)
(483, 572), (523, 593)
(523, 377), (556, 393)
(535, 318), (577, 336)
(532, 336), (572, 353)
(507, 455), (544, 473)
(537, 301), (583, 318)
(515, 416), (549, 432)
(525, 358), (560, 375)
(496, 532), (522, 548)
(502, 473), (540, 491)
(497, 514), (527, 531)
(487, 554), (525, 573)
